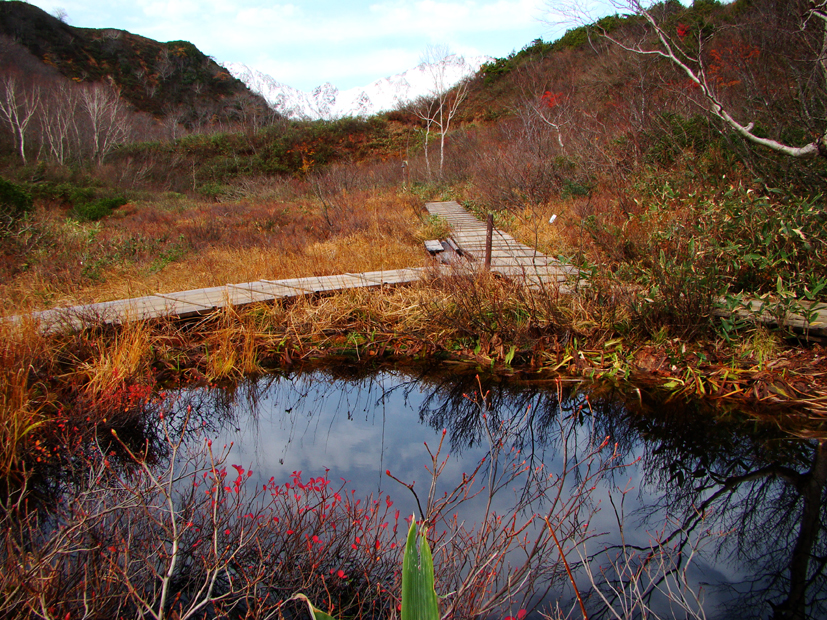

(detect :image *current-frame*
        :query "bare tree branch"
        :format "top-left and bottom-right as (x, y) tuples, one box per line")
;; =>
(0, 75), (40, 164)
(416, 45), (470, 179)
(554, 0), (827, 159)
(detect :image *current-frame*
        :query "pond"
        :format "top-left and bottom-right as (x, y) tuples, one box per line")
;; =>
(164, 363), (826, 619)
(7, 362), (826, 620)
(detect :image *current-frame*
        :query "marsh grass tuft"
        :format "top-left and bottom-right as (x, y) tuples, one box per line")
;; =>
(415, 213), (451, 241)
(80, 320), (153, 398)
(203, 306), (264, 380)
(0, 367), (44, 478)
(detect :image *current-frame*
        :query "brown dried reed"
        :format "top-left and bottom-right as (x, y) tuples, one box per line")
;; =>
(0, 187), (425, 312)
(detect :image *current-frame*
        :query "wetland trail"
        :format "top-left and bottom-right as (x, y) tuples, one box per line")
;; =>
(3, 197), (827, 618)
(2, 1), (827, 617)
(10, 201), (578, 331)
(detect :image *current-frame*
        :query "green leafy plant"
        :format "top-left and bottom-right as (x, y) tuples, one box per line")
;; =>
(73, 196), (128, 221)
(417, 214), (451, 241)
(289, 593), (337, 620)
(297, 516), (439, 620)
(0, 177), (33, 226)
(401, 516), (440, 620)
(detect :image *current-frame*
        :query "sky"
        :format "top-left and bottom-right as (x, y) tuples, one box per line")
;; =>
(23, 0), (577, 92)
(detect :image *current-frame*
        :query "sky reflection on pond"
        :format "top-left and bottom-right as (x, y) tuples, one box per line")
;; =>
(173, 364), (826, 620)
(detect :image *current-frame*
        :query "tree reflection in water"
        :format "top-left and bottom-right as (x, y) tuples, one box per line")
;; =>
(6, 364), (823, 619)
(406, 367), (827, 619)
(209, 364), (825, 619)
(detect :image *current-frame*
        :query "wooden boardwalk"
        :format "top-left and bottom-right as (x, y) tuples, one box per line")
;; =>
(711, 298), (827, 338)
(11, 201), (579, 332)
(420, 203), (827, 338)
(13, 269), (428, 332)
(424, 201), (579, 289)
(16, 199), (823, 337)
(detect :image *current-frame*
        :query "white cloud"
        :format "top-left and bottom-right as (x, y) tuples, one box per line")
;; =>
(369, 0), (546, 35)
(24, 0), (559, 90)
(234, 5), (301, 27)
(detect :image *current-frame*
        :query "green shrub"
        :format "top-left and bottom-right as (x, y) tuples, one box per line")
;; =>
(0, 178), (33, 225)
(586, 183), (827, 337)
(562, 178), (593, 198)
(641, 113), (720, 168)
(197, 182), (230, 200)
(73, 196), (128, 221)
(700, 187), (827, 301)
(69, 186), (97, 206)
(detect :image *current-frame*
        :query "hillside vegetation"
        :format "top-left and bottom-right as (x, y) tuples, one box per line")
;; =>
(0, 0), (822, 316)
(0, 1), (268, 122)
(0, 0), (825, 409)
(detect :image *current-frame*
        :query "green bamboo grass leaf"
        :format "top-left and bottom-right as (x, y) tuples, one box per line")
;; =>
(401, 516), (440, 620)
(290, 593), (337, 620)
(504, 344), (516, 366)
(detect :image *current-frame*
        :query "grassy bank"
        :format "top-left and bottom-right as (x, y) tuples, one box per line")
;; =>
(4, 266), (827, 477)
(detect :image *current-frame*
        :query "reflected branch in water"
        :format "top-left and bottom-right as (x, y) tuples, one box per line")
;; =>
(16, 362), (827, 619)
(579, 392), (827, 620)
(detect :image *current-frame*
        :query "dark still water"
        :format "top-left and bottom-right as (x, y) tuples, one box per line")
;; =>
(163, 363), (826, 620)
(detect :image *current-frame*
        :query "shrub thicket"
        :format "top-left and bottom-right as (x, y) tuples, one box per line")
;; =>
(0, 178), (33, 227)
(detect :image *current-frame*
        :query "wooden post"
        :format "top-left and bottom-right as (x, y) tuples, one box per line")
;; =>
(485, 212), (493, 271)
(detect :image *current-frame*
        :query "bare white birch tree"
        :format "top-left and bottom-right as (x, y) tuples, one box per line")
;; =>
(414, 45), (470, 179)
(413, 94), (438, 181)
(552, 0), (827, 158)
(40, 80), (80, 164)
(0, 75), (41, 164)
(79, 82), (132, 164)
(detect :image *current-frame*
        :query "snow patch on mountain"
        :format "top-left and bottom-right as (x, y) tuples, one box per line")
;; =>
(223, 55), (491, 121)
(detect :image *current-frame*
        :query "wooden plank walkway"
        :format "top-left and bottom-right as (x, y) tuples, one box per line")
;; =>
(8, 199), (826, 337)
(422, 202), (827, 337)
(8, 201), (581, 332)
(12, 269), (427, 332)
(712, 298), (827, 338)
(424, 201), (580, 289)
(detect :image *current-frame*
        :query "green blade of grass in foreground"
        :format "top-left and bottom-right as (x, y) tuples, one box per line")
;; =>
(401, 516), (440, 620)
(289, 516), (439, 620)
(290, 593), (337, 620)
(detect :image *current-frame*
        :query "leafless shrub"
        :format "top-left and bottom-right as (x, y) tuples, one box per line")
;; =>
(388, 378), (625, 618)
(0, 372), (628, 620)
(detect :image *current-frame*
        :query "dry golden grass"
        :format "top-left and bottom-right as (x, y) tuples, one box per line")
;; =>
(202, 305), (264, 380)
(4, 172), (827, 480)
(79, 319), (153, 398)
(503, 200), (582, 259)
(0, 318), (51, 476)
(2, 265), (827, 481)
(1, 186), (426, 312)
(0, 180), (444, 476)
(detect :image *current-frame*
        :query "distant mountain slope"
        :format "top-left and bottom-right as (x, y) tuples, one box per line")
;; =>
(225, 54), (492, 120)
(0, 1), (267, 120)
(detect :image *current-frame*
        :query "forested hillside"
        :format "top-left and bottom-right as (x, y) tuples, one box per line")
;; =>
(0, 0), (823, 192)
(0, 0), (272, 167)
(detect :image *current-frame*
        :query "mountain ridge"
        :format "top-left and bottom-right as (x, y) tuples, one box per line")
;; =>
(224, 54), (493, 121)
(0, 1), (269, 124)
